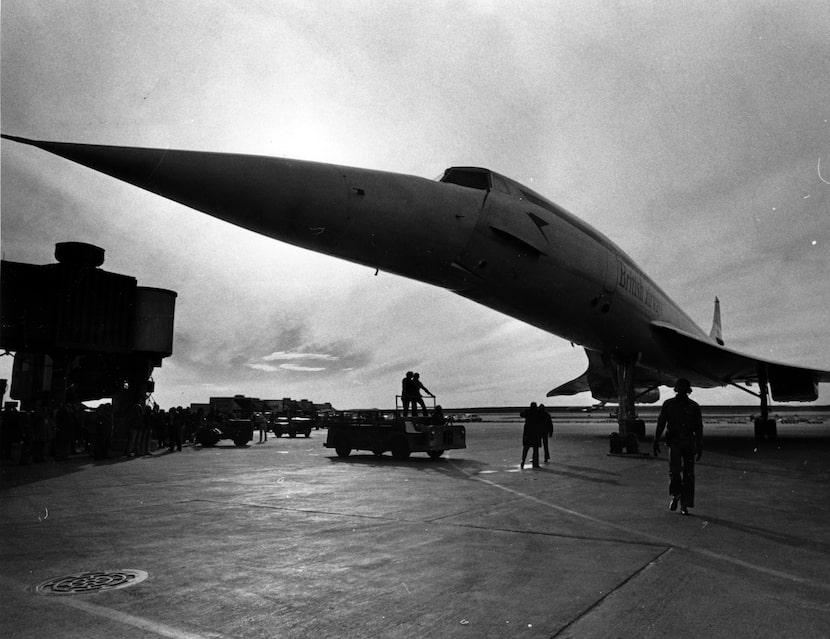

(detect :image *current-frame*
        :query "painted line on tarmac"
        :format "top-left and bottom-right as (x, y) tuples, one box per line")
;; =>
(450, 462), (830, 593)
(0, 574), (233, 639)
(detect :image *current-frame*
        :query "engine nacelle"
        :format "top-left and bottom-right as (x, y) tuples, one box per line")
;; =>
(589, 379), (660, 404)
(769, 366), (819, 402)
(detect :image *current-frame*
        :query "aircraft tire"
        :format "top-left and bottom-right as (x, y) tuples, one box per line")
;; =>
(766, 419), (778, 442)
(754, 417), (766, 441)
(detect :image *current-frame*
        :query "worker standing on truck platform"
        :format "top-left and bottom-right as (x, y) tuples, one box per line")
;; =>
(412, 372), (434, 417)
(401, 371), (416, 417)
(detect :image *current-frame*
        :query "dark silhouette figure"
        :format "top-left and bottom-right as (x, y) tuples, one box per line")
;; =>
(1, 403), (20, 461)
(254, 412), (267, 443)
(124, 403), (142, 457)
(411, 372), (434, 417)
(401, 371), (416, 417)
(168, 406), (184, 452)
(432, 405), (445, 425)
(92, 404), (113, 460)
(520, 402), (543, 469)
(539, 403), (553, 462)
(653, 378), (703, 515)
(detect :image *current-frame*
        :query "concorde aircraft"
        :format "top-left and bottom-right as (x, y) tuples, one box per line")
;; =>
(3, 134), (829, 439)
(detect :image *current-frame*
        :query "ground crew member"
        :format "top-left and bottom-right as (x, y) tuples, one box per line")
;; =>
(539, 403), (553, 462)
(411, 372), (434, 417)
(520, 402), (543, 469)
(401, 372), (416, 417)
(653, 378), (703, 515)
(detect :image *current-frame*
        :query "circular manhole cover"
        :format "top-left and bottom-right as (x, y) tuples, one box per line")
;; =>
(33, 570), (148, 595)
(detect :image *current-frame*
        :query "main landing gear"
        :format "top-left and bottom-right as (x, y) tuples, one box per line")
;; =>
(753, 366), (777, 442)
(615, 356), (646, 439)
(728, 364), (777, 442)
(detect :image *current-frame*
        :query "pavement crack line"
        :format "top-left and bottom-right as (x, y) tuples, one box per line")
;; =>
(450, 521), (667, 548)
(191, 498), (663, 548)
(450, 461), (830, 593)
(550, 547), (674, 638)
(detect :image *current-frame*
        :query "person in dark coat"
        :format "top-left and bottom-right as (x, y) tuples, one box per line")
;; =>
(1, 403), (20, 461)
(411, 373), (434, 417)
(653, 378), (703, 515)
(401, 372), (416, 417)
(539, 404), (553, 462)
(520, 402), (543, 469)
(92, 404), (113, 460)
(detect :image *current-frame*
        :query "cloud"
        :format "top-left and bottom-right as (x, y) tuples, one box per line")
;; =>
(246, 364), (281, 373)
(245, 361), (327, 373)
(262, 351), (339, 362)
(245, 349), (337, 374)
(279, 364), (327, 372)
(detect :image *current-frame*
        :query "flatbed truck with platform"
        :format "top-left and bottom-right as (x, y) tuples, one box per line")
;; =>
(323, 397), (466, 459)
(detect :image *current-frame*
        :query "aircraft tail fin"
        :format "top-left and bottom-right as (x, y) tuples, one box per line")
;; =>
(709, 297), (724, 345)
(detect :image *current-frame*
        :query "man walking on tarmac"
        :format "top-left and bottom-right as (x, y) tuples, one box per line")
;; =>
(653, 378), (703, 515)
(539, 403), (553, 462)
(520, 402), (543, 469)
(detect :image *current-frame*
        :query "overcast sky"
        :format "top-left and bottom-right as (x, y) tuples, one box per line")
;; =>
(2, 1), (829, 410)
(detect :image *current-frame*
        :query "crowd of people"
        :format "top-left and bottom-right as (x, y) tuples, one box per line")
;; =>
(0, 401), (218, 465)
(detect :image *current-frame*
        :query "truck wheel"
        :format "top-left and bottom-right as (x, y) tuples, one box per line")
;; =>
(289, 431), (297, 438)
(391, 437), (410, 460)
(372, 449), (384, 457)
(335, 446), (351, 458)
(196, 429), (220, 447)
(304, 432), (311, 438)
(233, 437), (249, 447)
(427, 450), (444, 459)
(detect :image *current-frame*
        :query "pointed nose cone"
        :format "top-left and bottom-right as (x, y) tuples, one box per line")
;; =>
(1, 134), (350, 245)
(3, 134), (483, 290)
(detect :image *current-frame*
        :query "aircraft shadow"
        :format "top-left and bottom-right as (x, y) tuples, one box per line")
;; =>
(700, 514), (830, 556)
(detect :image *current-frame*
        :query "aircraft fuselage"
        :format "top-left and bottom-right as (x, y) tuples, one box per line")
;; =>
(0, 138), (737, 389)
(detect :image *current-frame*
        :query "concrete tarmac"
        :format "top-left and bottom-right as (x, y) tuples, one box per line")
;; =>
(2, 416), (830, 638)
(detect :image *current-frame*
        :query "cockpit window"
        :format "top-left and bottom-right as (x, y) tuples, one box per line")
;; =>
(440, 168), (491, 190)
(490, 174), (511, 195)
